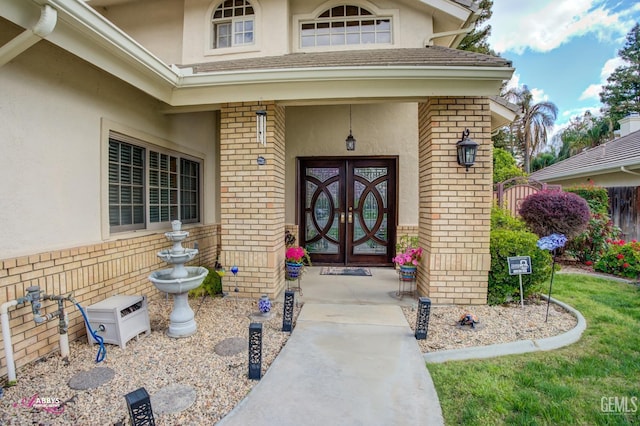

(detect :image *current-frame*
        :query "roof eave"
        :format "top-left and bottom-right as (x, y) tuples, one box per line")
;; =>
(170, 66), (513, 106)
(533, 164), (640, 183)
(5, 0), (513, 107)
(4, 0), (179, 101)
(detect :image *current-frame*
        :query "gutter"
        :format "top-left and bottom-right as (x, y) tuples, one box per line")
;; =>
(0, 4), (57, 67)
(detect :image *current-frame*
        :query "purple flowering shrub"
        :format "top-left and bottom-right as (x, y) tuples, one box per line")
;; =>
(519, 190), (590, 239)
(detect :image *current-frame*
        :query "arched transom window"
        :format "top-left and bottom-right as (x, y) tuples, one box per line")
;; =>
(211, 0), (255, 49)
(300, 5), (392, 48)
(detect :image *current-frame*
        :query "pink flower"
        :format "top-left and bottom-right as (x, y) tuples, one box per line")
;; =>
(394, 246), (423, 267)
(617, 254), (624, 260)
(623, 263), (630, 268)
(585, 261), (593, 266)
(285, 246), (309, 263)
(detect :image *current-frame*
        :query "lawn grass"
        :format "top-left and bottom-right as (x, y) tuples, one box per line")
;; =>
(428, 274), (640, 425)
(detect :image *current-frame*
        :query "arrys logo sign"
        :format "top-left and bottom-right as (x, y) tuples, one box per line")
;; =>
(601, 396), (638, 414)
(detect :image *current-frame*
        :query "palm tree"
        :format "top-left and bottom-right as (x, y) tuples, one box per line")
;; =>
(504, 86), (558, 173)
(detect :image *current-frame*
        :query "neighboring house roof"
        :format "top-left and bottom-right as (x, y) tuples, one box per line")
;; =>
(185, 47), (512, 73)
(529, 130), (640, 182)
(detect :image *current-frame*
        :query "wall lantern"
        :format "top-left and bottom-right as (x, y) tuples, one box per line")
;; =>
(456, 129), (478, 171)
(345, 105), (356, 151)
(256, 109), (267, 146)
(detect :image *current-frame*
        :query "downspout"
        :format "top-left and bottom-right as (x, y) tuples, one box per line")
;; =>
(621, 166), (640, 176)
(425, 26), (474, 46)
(0, 5), (58, 68)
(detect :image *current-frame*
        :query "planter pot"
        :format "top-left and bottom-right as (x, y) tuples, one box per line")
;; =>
(399, 265), (417, 281)
(285, 261), (304, 280)
(258, 294), (271, 315)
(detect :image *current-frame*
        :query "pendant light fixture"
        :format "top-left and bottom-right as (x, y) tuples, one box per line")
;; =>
(345, 104), (356, 151)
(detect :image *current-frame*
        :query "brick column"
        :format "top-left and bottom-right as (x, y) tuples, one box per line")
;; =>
(219, 101), (286, 298)
(417, 97), (492, 305)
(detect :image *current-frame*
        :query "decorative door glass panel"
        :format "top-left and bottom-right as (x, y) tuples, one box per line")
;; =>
(351, 167), (389, 255)
(305, 168), (341, 255)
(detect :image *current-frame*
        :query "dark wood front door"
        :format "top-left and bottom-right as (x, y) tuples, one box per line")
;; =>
(300, 157), (397, 266)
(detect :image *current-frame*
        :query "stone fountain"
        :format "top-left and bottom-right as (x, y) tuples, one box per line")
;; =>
(149, 220), (208, 337)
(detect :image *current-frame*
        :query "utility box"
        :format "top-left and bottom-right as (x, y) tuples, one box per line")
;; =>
(85, 295), (151, 349)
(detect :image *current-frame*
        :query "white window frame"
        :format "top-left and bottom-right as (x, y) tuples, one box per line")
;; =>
(209, 0), (257, 52)
(293, 1), (399, 53)
(102, 123), (203, 237)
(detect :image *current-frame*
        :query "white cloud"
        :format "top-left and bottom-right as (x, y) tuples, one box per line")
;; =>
(489, 0), (638, 54)
(503, 73), (549, 103)
(530, 88), (548, 103)
(579, 56), (627, 100)
(579, 84), (602, 101)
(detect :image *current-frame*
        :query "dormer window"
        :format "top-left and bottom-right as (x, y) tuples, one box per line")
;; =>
(212, 0), (255, 49)
(300, 5), (392, 48)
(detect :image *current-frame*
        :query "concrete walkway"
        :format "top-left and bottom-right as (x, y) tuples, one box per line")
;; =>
(216, 267), (587, 425)
(218, 268), (441, 425)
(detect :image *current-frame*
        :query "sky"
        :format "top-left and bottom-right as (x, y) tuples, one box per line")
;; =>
(487, 0), (640, 143)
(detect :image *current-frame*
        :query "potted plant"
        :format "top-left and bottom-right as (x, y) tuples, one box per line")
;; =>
(285, 246), (311, 280)
(393, 244), (423, 281)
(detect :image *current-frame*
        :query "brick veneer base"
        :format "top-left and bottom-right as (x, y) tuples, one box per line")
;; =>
(0, 224), (219, 379)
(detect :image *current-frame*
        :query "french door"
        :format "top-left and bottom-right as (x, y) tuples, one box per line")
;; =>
(300, 158), (397, 266)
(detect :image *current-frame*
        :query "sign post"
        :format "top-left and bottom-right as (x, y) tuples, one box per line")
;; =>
(507, 256), (532, 308)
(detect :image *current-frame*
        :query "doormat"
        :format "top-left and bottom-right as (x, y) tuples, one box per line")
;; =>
(320, 267), (372, 276)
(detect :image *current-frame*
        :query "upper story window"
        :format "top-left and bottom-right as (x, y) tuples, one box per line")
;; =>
(300, 5), (392, 48)
(212, 0), (255, 49)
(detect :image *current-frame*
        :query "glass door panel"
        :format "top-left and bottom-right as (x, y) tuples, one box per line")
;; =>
(300, 158), (395, 265)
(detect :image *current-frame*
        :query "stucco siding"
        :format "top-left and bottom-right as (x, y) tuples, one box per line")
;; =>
(103, 0), (441, 65)
(0, 36), (218, 259)
(285, 103), (419, 227)
(95, 0), (185, 66)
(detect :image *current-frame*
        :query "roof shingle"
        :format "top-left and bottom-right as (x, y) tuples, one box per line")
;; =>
(184, 46), (512, 74)
(530, 130), (640, 181)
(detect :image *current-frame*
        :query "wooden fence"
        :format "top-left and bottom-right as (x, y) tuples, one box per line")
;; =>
(494, 177), (562, 216)
(608, 186), (640, 241)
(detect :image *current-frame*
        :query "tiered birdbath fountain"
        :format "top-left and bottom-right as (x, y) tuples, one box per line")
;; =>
(149, 220), (208, 338)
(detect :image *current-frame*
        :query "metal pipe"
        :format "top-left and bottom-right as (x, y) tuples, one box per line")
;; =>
(2, 288), (75, 383)
(620, 166), (640, 176)
(1, 300), (20, 384)
(425, 26), (474, 46)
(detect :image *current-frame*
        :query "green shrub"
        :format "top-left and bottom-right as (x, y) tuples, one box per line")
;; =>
(491, 204), (527, 232)
(488, 229), (552, 305)
(493, 148), (526, 184)
(519, 190), (590, 238)
(566, 185), (609, 215)
(594, 239), (640, 279)
(565, 213), (621, 263)
(189, 267), (223, 298)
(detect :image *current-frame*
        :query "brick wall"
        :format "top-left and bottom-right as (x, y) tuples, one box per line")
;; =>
(219, 101), (286, 298)
(0, 224), (218, 379)
(417, 97), (492, 304)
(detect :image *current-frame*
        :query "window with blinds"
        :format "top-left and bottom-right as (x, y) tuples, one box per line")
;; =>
(108, 134), (202, 233)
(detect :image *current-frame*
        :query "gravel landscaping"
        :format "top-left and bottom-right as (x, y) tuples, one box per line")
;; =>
(402, 296), (577, 353)
(0, 292), (577, 425)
